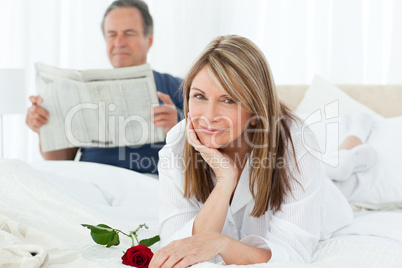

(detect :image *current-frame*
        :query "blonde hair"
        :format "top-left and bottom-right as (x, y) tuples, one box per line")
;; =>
(182, 35), (298, 217)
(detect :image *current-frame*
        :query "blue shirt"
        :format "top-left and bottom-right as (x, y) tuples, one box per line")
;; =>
(80, 70), (183, 174)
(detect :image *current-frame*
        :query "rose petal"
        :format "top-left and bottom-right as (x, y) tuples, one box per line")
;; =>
(121, 245), (154, 268)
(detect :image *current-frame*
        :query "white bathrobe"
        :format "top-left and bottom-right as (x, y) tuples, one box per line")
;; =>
(157, 119), (353, 263)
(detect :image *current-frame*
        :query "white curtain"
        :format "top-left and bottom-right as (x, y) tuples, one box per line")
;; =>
(0, 0), (401, 162)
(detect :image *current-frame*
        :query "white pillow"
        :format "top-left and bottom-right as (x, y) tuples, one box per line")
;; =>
(295, 75), (402, 209)
(295, 75), (384, 164)
(295, 112), (348, 165)
(295, 75), (383, 119)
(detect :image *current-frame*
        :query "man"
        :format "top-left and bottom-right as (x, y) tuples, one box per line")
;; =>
(25, 0), (183, 174)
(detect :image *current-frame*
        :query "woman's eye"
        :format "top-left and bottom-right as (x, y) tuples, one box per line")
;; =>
(194, 94), (205, 100)
(224, 98), (235, 104)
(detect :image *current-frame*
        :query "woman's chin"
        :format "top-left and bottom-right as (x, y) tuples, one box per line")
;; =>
(197, 138), (222, 149)
(199, 139), (231, 150)
(200, 141), (221, 149)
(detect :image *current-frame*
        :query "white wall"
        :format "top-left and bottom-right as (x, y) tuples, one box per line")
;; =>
(147, 0), (402, 84)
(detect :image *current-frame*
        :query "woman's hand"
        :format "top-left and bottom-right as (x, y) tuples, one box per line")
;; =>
(149, 232), (225, 268)
(149, 232), (272, 268)
(187, 114), (238, 192)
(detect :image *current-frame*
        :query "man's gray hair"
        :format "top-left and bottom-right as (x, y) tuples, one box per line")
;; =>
(101, 0), (153, 36)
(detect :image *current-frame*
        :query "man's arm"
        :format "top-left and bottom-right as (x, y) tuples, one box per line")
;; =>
(26, 95), (78, 160)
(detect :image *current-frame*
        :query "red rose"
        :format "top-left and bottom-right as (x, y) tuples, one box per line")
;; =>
(122, 245), (154, 268)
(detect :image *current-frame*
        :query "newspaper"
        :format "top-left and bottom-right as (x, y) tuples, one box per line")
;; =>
(35, 62), (165, 152)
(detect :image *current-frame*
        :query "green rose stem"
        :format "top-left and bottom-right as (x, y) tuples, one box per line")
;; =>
(132, 224), (148, 246)
(115, 224), (148, 247)
(115, 229), (136, 247)
(82, 223), (159, 248)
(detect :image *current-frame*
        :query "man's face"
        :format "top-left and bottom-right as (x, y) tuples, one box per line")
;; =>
(103, 7), (153, 68)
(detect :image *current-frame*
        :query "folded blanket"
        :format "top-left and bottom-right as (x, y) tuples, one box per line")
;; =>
(0, 159), (132, 267)
(0, 214), (106, 268)
(0, 244), (48, 268)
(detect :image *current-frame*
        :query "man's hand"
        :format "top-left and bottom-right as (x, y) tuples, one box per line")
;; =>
(152, 92), (179, 135)
(25, 96), (49, 133)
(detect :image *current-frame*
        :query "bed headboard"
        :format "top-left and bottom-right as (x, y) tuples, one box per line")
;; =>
(276, 85), (402, 118)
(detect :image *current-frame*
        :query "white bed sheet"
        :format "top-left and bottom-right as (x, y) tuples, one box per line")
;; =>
(333, 210), (402, 249)
(1, 159), (402, 267)
(30, 160), (160, 230)
(1, 159), (140, 267)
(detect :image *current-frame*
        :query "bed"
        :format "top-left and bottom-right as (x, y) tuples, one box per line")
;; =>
(1, 75), (402, 267)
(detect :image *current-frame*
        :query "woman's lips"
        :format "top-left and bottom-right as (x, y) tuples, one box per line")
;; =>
(199, 125), (224, 135)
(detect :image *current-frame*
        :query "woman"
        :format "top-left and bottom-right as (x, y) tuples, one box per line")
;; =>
(325, 112), (378, 200)
(150, 35), (352, 267)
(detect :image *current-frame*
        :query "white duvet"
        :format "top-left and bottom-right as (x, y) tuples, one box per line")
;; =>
(1, 159), (402, 267)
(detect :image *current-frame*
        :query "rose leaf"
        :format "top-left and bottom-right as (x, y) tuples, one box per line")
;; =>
(139, 235), (160, 247)
(106, 232), (120, 247)
(82, 224), (120, 246)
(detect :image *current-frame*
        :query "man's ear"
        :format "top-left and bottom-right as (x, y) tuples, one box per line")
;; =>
(147, 34), (153, 50)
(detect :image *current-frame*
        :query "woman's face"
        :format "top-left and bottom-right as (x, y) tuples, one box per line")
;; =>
(189, 66), (253, 150)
